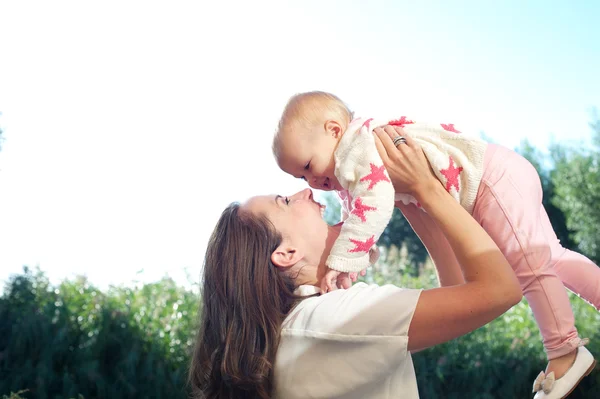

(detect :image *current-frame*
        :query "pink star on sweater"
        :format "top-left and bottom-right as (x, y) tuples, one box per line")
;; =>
(440, 156), (463, 193)
(389, 116), (415, 127)
(360, 163), (390, 190)
(362, 118), (374, 130)
(349, 235), (376, 253)
(351, 197), (377, 222)
(441, 123), (461, 133)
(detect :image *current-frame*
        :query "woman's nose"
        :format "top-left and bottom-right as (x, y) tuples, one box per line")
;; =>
(291, 188), (313, 201)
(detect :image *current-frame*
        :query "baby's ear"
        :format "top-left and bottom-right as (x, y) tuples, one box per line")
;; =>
(325, 120), (343, 138)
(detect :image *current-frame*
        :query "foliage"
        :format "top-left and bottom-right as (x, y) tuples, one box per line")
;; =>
(516, 139), (576, 250)
(551, 119), (600, 263)
(0, 112), (4, 152)
(2, 267), (599, 399)
(317, 191), (342, 226)
(515, 118), (600, 264)
(379, 208), (429, 275)
(0, 267), (199, 399)
(411, 278), (600, 399)
(2, 391), (29, 399)
(318, 191), (428, 276)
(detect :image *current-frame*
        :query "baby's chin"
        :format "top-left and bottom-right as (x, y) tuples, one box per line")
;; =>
(320, 177), (342, 191)
(331, 221), (344, 232)
(322, 183), (341, 192)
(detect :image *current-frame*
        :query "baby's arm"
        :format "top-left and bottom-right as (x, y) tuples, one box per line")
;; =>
(325, 127), (395, 283)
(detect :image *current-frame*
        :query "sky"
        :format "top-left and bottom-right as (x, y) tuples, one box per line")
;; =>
(0, 0), (599, 291)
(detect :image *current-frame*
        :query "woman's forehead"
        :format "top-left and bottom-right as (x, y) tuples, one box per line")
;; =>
(242, 195), (280, 215)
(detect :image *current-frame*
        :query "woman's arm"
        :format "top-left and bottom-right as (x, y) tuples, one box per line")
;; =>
(373, 127), (522, 353)
(396, 201), (465, 287)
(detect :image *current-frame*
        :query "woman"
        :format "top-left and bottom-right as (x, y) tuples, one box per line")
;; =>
(189, 128), (523, 398)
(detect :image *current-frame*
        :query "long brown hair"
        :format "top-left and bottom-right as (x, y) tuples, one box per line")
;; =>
(189, 203), (300, 398)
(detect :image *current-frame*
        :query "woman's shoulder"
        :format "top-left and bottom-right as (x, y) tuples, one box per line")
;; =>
(282, 282), (422, 339)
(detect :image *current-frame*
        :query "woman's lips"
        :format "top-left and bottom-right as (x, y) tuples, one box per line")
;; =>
(317, 201), (326, 217)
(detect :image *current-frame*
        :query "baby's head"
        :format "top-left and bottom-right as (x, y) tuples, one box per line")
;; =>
(273, 91), (353, 191)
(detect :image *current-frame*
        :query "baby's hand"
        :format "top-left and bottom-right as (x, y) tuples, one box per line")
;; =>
(321, 269), (366, 293)
(321, 268), (341, 293)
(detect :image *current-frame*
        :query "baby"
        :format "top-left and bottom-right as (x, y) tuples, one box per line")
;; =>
(272, 92), (395, 291)
(273, 91), (599, 399)
(272, 91), (485, 291)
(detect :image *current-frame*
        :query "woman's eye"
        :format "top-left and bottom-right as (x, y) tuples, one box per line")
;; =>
(304, 162), (310, 170)
(285, 197), (290, 205)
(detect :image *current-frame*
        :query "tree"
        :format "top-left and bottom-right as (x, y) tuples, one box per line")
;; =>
(378, 208), (428, 271)
(318, 192), (427, 277)
(551, 118), (600, 263)
(0, 114), (3, 152)
(318, 191), (342, 226)
(515, 140), (576, 250)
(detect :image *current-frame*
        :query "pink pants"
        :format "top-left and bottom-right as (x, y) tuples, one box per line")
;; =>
(404, 144), (600, 360)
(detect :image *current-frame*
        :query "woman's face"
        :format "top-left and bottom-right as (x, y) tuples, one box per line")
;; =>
(242, 188), (341, 280)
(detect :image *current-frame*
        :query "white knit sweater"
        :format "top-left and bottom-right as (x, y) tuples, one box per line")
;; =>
(326, 117), (488, 273)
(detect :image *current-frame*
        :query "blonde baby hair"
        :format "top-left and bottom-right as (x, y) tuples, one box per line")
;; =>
(272, 91), (354, 159)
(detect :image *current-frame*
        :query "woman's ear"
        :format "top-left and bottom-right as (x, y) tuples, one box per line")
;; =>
(324, 120), (342, 138)
(271, 242), (304, 268)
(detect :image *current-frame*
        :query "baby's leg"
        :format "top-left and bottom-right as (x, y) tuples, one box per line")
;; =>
(539, 207), (600, 309)
(473, 149), (581, 362)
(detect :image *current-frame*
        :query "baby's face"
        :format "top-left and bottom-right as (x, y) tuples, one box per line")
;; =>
(278, 128), (341, 191)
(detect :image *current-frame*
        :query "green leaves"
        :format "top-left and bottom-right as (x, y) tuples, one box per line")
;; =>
(0, 267), (199, 399)
(412, 289), (600, 399)
(2, 266), (599, 398)
(551, 140), (600, 263)
(517, 117), (600, 264)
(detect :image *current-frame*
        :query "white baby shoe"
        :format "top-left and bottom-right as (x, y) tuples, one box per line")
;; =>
(532, 344), (596, 399)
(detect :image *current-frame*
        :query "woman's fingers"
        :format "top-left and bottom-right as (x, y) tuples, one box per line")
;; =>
(382, 125), (400, 140)
(373, 128), (390, 163)
(374, 123), (434, 195)
(387, 126), (415, 153)
(373, 127), (398, 158)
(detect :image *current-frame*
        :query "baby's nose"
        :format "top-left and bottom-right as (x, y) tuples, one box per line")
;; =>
(308, 176), (320, 187)
(308, 180), (321, 190)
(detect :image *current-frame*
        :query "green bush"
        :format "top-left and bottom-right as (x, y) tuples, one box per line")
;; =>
(364, 267), (600, 398)
(0, 267), (199, 399)
(413, 294), (600, 398)
(2, 391), (30, 399)
(1, 267), (598, 398)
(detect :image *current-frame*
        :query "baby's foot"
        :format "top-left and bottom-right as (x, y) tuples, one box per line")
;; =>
(545, 349), (578, 379)
(533, 345), (595, 398)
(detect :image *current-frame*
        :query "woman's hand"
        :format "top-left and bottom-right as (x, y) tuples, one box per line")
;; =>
(373, 126), (440, 199)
